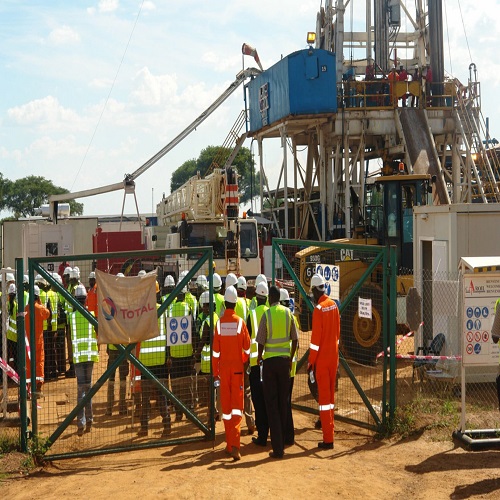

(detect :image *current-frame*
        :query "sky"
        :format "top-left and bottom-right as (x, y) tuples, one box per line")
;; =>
(1, 0), (499, 218)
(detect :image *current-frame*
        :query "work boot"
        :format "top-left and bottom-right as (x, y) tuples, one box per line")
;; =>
(85, 421), (93, 433)
(65, 364), (75, 378)
(118, 381), (127, 415)
(106, 381), (115, 416)
(230, 446), (241, 461)
(77, 427), (84, 437)
(318, 441), (334, 450)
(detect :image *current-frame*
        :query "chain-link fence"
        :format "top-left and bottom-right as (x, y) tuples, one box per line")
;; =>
(1, 249), (218, 459)
(394, 268), (499, 434)
(273, 239), (394, 432)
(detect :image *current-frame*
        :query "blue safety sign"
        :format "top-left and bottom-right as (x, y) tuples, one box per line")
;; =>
(167, 315), (192, 347)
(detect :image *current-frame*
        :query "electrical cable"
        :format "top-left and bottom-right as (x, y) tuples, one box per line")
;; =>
(457, 0), (473, 64)
(70, 0), (146, 191)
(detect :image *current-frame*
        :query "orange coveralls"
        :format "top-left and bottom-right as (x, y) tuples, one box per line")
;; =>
(85, 284), (98, 317)
(308, 294), (340, 444)
(212, 308), (251, 452)
(25, 300), (50, 389)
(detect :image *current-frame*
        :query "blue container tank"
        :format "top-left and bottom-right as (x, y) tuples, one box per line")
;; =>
(248, 48), (337, 133)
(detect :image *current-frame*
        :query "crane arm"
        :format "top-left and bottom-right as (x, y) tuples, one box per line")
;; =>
(126, 67), (261, 182)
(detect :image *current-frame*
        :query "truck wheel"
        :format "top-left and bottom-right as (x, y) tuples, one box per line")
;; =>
(341, 283), (384, 366)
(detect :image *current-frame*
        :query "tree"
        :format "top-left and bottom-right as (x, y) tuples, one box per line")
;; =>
(170, 146), (260, 204)
(3, 176), (84, 218)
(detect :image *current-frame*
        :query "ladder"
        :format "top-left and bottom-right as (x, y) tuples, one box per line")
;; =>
(455, 81), (500, 203)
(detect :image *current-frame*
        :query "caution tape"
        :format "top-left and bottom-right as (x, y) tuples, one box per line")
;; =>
(376, 327), (418, 359)
(391, 354), (462, 361)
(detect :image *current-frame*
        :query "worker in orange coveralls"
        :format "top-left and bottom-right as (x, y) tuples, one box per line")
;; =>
(307, 273), (340, 450)
(26, 285), (51, 397)
(212, 285), (251, 461)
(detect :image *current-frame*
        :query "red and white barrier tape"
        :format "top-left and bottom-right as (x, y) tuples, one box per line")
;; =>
(376, 325), (420, 359)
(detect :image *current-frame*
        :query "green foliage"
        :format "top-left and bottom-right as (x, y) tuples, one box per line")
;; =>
(0, 434), (19, 455)
(25, 434), (51, 467)
(2, 175), (84, 218)
(170, 145), (260, 204)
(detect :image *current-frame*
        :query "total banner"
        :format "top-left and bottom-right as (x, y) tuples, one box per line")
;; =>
(96, 270), (159, 345)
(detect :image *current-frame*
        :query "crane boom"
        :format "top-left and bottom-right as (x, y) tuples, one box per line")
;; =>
(49, 67), (261, 220)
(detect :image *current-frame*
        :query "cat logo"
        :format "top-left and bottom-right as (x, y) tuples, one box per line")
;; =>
(340, 249), (354, 261)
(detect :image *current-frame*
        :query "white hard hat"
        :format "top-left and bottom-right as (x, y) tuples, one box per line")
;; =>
(237, 276), (247, 290)
(63, 266), (72, 275)
(280, 288), (290, 302)
(225, 273), (238, 288)
(199, 290), (214, 305)
(212, 273), (222, 289)
(6, 273), (15, 282)
(75, 284), (87, 297)
(164, 275), (175, 287)
(54, 273), (63, 284)
(224, 285), (238, 303)
(33, 285), (41, 296)
(255, 273), (267, 286)
(255, 282), (269, 297)
(8, 283), (16, 294)
(23, 275), (29, 284)
(310, 273), (326, 291)
(116, 273), (125, 278)
(138, 270), (146, 276)
(35, 274), (46, 285)
(89, 272), (96, 279)
(73, 266), (80, 274)
(69, 269), (79, 279)
(179, 270), (188, 279)
(177, 279), (187, 293)
(196, 275), (209, 290)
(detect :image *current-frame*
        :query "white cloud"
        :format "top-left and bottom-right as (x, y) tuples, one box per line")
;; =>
(131, 67), (178, 106)
(202, 51), (240, 73)
(89, 77), (114, 89)
(98, 0), (119, 13)
(7, 96), (82, 130)
(142, 1), (156, 11)
(48, 25), (80, 45)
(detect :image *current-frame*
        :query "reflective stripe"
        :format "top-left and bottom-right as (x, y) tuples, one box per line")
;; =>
(319, 403), (335, 411)
(310, 343), (320, 351)
(263, 306), (292, 359)
(243, 348), (251, 355)
(231, 409), (242, 417)
(212, 351), (220, 358)
(222, 413), (232, 421)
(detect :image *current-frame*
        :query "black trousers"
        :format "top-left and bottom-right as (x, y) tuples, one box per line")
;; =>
(43, 329), (57, 379)
(285, 376), (295, 444)
(249, 364), (269, 442)
(263, 357), (290, 456)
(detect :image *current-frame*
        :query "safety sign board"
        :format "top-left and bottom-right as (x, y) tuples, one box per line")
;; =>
(315, 264), (340, 301)
(462, 272), (500, 366)
(167, 315), (192, 347)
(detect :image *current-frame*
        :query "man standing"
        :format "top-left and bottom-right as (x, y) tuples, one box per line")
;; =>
(257, 286), (298, 459)
(247, 281), (270, 446)
(68, 284), (98, 436)
(212, 285), (251, 461)
(308, 273), (340, 450)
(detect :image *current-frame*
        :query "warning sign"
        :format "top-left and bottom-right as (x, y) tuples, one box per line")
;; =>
(315, 264), (340, 301)
(462, 272), (500, 366)
(167, 315), (192, 347)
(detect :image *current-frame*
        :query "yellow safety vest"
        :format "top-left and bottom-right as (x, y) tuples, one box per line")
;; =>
(69, 311), (98, 364)
(7, 300), (17, 342)
(199, 312), (219, 374)
(214, 293), (225, 317)
(263, 305), (292, 360)
(235, 297), (249, 322)
(139, 308), (167, 367)
(249, 304), (269, 367)
(290, 315), (299, 377)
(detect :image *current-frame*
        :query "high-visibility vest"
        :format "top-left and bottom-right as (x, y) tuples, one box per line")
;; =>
(199, 312), (218, 374)
(139, 308), (167, 367)
(7, 300), (18, 342)
(47, 290), (58, 330)
(69, 310), (98, 364)
(235, 297), (248, 322)
(250, 296), (269, 311)
(214, 293), (225, 317)
(168, 301), (193, 358)
(248, 304), (269, 367)
(263, 305), (292, 360)
(290, 315), (299, 377)
(185, 292), (197, 318)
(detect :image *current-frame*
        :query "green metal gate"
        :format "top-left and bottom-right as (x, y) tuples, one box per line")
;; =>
(272, 238), (397, 432)
(17, 247), (217, 460)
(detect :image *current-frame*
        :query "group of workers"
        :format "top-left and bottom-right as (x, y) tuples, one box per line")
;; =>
(2, 265), (342, 454)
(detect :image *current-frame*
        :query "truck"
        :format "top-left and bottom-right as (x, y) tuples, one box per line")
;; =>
(156, 166), (261, 279)
(294, 170), (432, 364)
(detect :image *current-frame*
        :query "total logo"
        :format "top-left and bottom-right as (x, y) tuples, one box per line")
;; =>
(101, 296), (155, 322)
